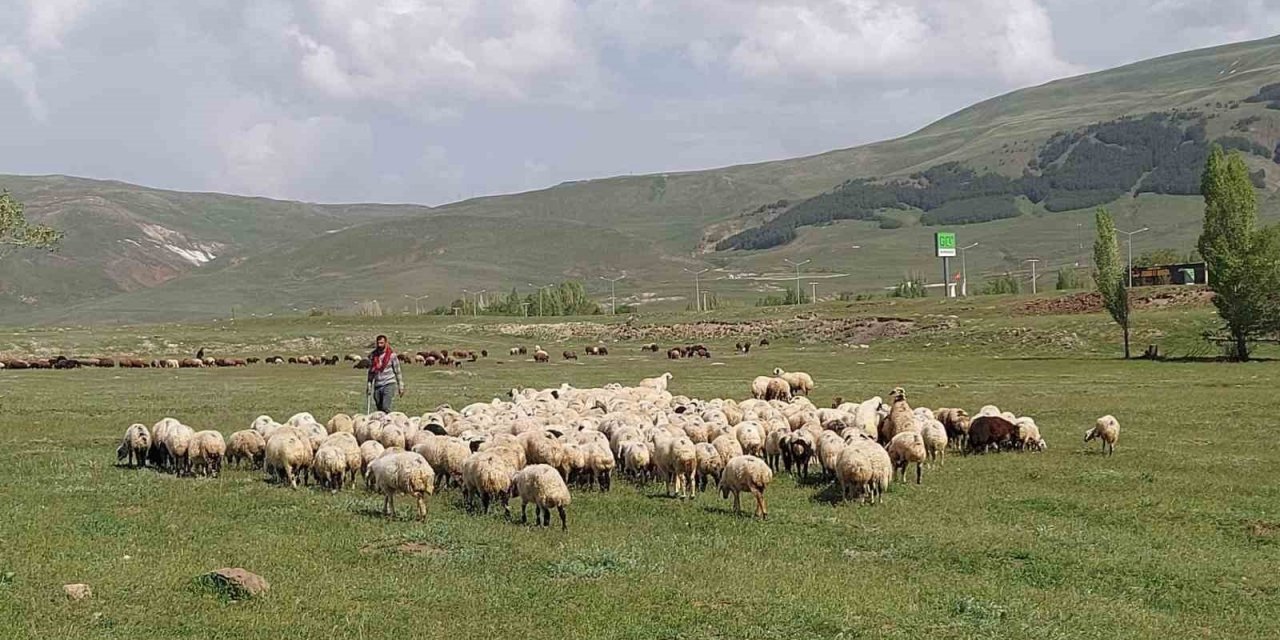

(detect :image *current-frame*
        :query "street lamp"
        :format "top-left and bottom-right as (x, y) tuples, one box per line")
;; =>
(527, 283), (555, 316)
(959, 242), (979, 297)
(600, 272), (627, 315)
(783, 258), (811, 305)
(1023, 258), (1041, 295)
(684, 268), (710, 312)
(1117, 227), (1150, 288)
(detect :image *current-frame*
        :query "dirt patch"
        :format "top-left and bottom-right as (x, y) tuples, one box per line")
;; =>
(1016, 287), (1214, 316)
(359, 540), (447, 557)
(1248, 521), (1280, 539)
(450, 315), (945, 346)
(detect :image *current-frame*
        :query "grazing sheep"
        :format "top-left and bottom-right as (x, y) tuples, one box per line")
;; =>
(887, 431), (927, 484)
(162, 423), (195, 475)
(655, 435), (697, 499)
(227, 430), (267, 469)
(877, 387), (917, 445)
(1085, 415), (1120, 455)
(369, 451), (436, 520)
(772, 368), (815, 397)
(533, 350), (550, 363)
(1014, 417), (1046, 451)
(836, 436), (892, 504)
(313, 445), (349, 492)
(116, 424), (151, 468)
(582, 442), (616, 491)
(667, 348), (682, 360)
(694, 442), (724, 491)
(967, 415), (1018, 453)
(621, 442), (652, 483)
(412, 437), (470, 489)
(359, 440), (386, 488)
(326, 413), (354, 435)
(562, 351), (578, 361)
(511, 464), (572, 530)
(188, 430), (227, 477)
(936, 408), (971, 450)
(782, 430), (816, 478)
(266, 431), (313, 489)
(920, 419), (948, 465)
(638, 372), (673, 393)
(734, 421), (765, 457)
(718, 455), (773, 519)
(462, 450), (517, 516)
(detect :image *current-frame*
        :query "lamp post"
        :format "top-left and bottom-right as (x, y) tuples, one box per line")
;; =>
(684, 268), (710, 312)
(1023, 258), (1040, 295)
(959, 242), (979, 297)
(810, 282), (818, 304)
(783, 258), (811, 305)
(600, 273), (626, 315)
(1117, 227), (1150, 288)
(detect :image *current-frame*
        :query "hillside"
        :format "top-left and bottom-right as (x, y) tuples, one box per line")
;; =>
(5, 36), (1280, 324)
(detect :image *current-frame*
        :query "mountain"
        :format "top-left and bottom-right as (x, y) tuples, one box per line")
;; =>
(5, 36), (1280, 324)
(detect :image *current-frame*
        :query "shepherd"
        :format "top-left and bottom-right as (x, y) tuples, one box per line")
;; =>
(367, 334), (404, 413)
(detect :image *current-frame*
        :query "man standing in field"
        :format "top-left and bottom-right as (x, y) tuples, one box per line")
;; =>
(367, 334), (404, 413)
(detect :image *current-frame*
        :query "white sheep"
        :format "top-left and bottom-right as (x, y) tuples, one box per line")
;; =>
(359, 440), (386, 489)
(718, 455), (774, 519)
(694, 442), (724, 492)
(313, 445), (349, 492)
(835, 436), (890, 504)
(188, 430), (227, 477)
(326, 413), (354, 435)
(920, 419), (948, 465)
(771, 368), (815, 396)
(462, 450), (517, 516)
(116, 424), (150, 468)
(621, 441), (652, 483)
(227, 430), (266, 469)
(639, 372), (674, 393)
(654, 434), (697, 499)
(877, 387), (917, 445)
(734, 421), (765, 457)
(369, 451), (436, 520)
(1085, 415), (1120, 455)
(1015, 417), (1046, 451)
(511, 463), (572, 530)
(265, 431), (313, 489)
(887, 431), (927, 484)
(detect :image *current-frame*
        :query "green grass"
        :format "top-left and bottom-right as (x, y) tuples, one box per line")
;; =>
(3, 301), (1280, 639)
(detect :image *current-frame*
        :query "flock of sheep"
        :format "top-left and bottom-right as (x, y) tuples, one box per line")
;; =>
(117, 369), (1121, 528)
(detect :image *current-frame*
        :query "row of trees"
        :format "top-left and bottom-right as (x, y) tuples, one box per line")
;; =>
(1094, 145), (1280, 360)
(437, 281), (603, 317)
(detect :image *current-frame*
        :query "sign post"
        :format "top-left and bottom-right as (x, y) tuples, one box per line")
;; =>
(935, 232), (956, 298)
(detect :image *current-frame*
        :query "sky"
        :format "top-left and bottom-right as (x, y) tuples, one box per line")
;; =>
(2, 0), (1279, 205)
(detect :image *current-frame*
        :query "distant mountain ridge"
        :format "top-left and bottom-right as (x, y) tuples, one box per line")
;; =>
(4, 35), (1280, 324)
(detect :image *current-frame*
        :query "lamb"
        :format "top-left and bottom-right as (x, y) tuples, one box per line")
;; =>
(1085, 415), (1120, 455)
(718, 455), (773, 519)
(920, 419), (948, 465)
(639, 372), (673, 393)
(188, 430), (227, 477)
(877, 387), (917, 446)
(886, 431), (927, 484)
(836, 436), (891, 504)
(369, 451), (435, 520)
(312, 445), (349, 492)
(265, 431), (313, 489)
(116, 423), (151, 468)
(227, 430), (266, 469)
(359, 440), (386, 489)
(511, 464), (572, 530)
(772, 368), (815, 397)
(462, 450), (517, 516)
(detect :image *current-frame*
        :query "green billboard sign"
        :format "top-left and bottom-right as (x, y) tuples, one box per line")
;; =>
(935, 232), (957, 257)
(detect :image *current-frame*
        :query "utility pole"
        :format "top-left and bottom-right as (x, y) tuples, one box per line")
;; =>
(600, 273), (627, 315)
(783, 258), (810, 305)
(810, 282), (818, 304)
(1117, 227), (1150, 288)
(959, 242), (978, 297)
(1024, 259), (1041, 295)
(684, 268), (710, 312)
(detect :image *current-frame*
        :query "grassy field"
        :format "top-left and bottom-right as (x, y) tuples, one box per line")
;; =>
(2, 298), (1279, 639)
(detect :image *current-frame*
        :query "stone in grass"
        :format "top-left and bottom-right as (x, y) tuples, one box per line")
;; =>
(197, 568), (269, 600)
(63, 583), (92, 601)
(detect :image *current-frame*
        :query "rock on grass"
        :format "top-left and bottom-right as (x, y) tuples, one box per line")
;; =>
(196, 568), (269, 600)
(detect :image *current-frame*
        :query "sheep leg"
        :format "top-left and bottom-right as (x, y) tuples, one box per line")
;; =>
(601, 470), (611, 492)
(285, 465), (297, 489)
(500, 493), (511, 520)
(732, 491), (741, 514)
(557, 506), (567, 532)
(481, 493), (491, 514)
(520, 499), (528, 524)
(915, 462), (922, 485)
(416, 495), (428, 520)
(752, 488), (766, 519)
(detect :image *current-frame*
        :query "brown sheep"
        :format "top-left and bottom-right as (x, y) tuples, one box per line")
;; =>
(667, 348), (682, 360)
(967, 415), (1018, 453)
(563, 351), (578, 361)
(877, 387), (916, 446)
(534, 350), (550, 363)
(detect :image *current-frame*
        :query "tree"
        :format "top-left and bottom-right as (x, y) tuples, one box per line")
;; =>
(0, 191), (62, 256)
(1133, 247), (1183, 268)
(1094, 207), (1132, 358)
(1055, 267), (1082, 290)
(1197, 146), (1280, 361)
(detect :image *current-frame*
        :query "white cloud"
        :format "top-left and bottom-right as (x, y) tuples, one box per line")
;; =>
(25, 0), (97, 51)
(723, 0), (1079, 85)
(0, 47), (46, 122)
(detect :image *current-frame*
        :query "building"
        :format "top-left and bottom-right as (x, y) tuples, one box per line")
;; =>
(1130, 262), (1207, 287)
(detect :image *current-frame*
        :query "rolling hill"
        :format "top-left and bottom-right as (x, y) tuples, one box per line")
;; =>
(5, 36), (1280, 324)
